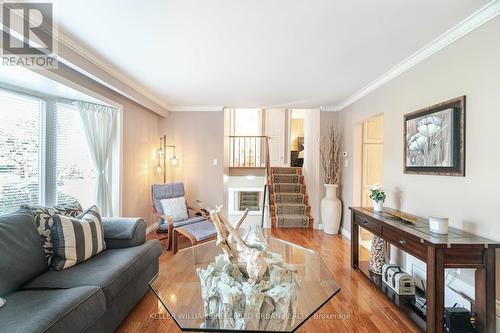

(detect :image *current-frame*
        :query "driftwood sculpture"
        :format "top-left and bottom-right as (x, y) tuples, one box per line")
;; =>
(196, 207), (300, 331)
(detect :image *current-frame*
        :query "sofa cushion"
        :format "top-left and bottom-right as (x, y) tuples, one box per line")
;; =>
(0, 286), (105, 333)
(177, 220), (217, 241)
(21, 202), (83, 265)
(0, 211), (48, 296)
(23, 239), (162, 302)
(51, 206), (106, 270)
(173, 215), (205, 228)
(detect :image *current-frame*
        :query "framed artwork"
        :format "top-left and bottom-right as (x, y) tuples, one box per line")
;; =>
(403, 96), (465, 176)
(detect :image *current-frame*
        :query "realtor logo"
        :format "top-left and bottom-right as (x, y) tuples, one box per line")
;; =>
(1, 1), (57, 68)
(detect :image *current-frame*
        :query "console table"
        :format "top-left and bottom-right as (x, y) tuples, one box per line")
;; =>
(350, 207), (499, 333)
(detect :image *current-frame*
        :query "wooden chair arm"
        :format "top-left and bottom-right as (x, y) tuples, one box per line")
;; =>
(186, 203), (209, 218)
(155, 213), (174, 225)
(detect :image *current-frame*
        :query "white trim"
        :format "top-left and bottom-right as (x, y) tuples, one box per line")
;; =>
(334, 0), (500, 111)
(56, 34), (163, 105)
(340, 227), (351, 240)
(166, 105), (224, 112)
(320, 106), (340, 112)
(146, 224), (158, 235)
(228, 187), (264, 216)
(32, 68), (122, 109)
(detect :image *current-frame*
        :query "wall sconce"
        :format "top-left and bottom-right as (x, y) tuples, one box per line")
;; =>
(157, 135), (179, 183)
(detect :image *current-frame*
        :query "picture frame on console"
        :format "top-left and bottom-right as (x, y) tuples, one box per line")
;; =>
(404, 96), (466, 176)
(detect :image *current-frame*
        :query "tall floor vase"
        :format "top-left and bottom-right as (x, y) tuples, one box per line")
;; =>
(369, 236), (387, 275)
(321, 184), (342, 234)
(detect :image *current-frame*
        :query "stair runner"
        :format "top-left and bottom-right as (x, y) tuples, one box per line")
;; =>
(270, 167), (312, 228)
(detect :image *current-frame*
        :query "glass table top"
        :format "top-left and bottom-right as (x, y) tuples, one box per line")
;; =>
(150, 234), (340, 332)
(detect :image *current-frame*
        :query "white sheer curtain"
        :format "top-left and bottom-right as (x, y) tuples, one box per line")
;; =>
(77, 101), (117, 216)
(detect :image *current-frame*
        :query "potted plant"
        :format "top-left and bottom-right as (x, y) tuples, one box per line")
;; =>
(320, 124), (342, 234)
(369, 184), (386, 212)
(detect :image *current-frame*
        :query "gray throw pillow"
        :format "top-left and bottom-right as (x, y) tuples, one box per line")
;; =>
(0, 211), (48, 296)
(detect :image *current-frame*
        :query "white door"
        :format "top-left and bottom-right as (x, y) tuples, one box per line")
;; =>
(360, 114), (384, 249)
(265, 109), (286, 167)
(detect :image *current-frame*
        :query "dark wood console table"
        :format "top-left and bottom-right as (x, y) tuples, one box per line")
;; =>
(350, 207), (499, 333)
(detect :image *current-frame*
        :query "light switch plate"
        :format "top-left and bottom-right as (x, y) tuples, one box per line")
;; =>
(213, 159), (218, 166)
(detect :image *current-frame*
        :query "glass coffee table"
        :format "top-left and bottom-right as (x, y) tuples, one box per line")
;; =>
(150, 234), (340, 332)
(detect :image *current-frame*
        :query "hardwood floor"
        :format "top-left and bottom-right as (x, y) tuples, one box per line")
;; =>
(116, 229), (422, 333)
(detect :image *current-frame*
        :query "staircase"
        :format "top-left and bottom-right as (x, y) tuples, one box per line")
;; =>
(269, 167), (313, 228)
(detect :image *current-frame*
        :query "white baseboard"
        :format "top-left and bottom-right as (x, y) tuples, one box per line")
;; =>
(340, 227), (351, 240)
(146, 224), (157, 235)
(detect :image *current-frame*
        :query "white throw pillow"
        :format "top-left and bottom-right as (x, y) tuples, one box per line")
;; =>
(160, 197), (188, 222)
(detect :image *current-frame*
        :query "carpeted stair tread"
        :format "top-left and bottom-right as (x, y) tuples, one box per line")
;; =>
(273, 183), (303, 193)
(275, 203), (307, 215)
(272, 174), (299, 183)
(272, 168), (299, 175)
(274, 193), (304, 203)
(276, 214), (309, 228)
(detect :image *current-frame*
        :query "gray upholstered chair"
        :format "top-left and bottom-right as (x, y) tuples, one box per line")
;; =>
(151, 183), (210, 250)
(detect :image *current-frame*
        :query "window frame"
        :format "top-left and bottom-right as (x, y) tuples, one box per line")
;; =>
(0, 82), (122, 215)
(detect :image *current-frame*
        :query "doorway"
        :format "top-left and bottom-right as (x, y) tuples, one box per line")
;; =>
(289, 110), (305, 167)
(265, 109), (287, 167)
(359, 114), (384, 250)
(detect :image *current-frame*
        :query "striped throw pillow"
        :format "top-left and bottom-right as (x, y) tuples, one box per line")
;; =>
(51, 206), (106, 270)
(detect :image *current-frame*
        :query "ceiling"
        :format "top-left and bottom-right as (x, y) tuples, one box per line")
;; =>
(53, 0), (491, 110)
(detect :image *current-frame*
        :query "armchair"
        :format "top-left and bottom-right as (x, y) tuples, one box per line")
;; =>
(151, 183), (210, 250)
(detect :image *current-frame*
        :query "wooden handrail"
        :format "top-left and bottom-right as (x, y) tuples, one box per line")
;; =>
(261, 136), (270, 227)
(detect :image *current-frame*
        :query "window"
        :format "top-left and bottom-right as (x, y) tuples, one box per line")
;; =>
(0, 89), (44, 213)
(56, 103), (96, 208)
(0, 86), (113, 215)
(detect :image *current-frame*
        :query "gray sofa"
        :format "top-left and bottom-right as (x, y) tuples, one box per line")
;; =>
(0, 210), (162, 333)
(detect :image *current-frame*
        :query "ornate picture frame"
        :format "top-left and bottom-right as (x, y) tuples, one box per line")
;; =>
(403, 96), (465, 176)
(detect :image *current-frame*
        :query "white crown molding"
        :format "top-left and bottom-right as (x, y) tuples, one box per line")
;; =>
(320, 106), (340, 112)
(54, 32), (171, 116)
(166, 105), (224, 112)
(334, 0), (500, 112)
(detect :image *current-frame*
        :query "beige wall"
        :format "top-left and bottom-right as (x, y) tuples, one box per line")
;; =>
(44, 63), (162, 226)
(159, 112), (224, 209)
(337, 17), (500, 319)
(338, 17), (500, 239)
(120, 100), (160, 225)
